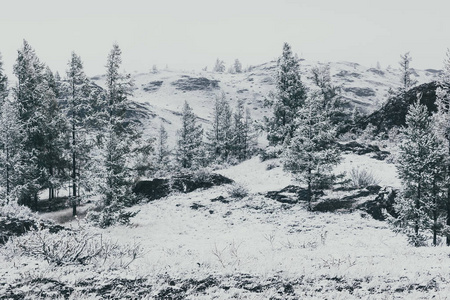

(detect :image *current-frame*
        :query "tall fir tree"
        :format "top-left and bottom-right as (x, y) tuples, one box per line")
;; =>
(399, 52), (417, 95)
(157, 123), (171, 169)
(231, 99), (256, 161)
(176, 101), (204, 169)
(0, 99), (24, 203)
(433, 48), (450, 246)
(395, 100), (446, 246)
(283, 92), (341, 210)
(0, 53), (7, 105)
(66, 52), (94, 216)
(265, 42), (307, 146)
(13, 40), (57, 208)
(92, 43), (140, 227)
(207, 92), (232, 162)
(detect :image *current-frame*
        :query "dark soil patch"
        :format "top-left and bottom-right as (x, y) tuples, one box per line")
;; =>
(143, 80), (163, 92)
(172, 76), (219, 91)
(0, 217), (66, 245)
(134, 173), (233, 201)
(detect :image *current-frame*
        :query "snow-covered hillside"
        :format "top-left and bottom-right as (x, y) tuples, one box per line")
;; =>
(92, 60), (440, 146)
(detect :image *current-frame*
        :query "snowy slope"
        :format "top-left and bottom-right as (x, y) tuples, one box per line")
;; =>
(91, 60), (440, 148)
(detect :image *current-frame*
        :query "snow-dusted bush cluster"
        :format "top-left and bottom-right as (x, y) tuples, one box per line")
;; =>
(2, 226), (142, 268)
(348, 167), (380, 188)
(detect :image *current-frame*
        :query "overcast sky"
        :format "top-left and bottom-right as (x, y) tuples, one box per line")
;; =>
(1, 0), (450, 78)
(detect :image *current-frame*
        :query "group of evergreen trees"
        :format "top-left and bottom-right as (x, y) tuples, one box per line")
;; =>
(0, 40), (257, 227)
(175, 95), (256, 170)
(0, 40), (142, 227)
(393, 49), (450, 246)
(264, 43), (343, 209)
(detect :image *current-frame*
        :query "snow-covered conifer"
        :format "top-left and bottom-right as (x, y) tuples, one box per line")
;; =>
(176, 101), (204, 169)
(283, 92), (341, 210)
(396, 100), (446, 246)
(265, 43), (307, 146)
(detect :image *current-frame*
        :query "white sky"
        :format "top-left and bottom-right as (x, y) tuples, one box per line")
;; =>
(1, 0), (450, 78)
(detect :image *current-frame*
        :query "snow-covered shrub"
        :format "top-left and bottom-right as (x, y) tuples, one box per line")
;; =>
(3, 226), (142, 268)
(349, 167), (380, 188)
(227, 183), (249, 199)
(260, 145), (283, 161)
(86, 207), (138, 229)
(0, 202), (34, 219)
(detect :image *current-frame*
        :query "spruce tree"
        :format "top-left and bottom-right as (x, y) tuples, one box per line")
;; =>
(92, 43), (140, 227)
(176, 101), (204, 169)
(399, 52), (417, 95)
(0, 100), (24, 203)
(13, 40), (52, 208)
(234, 59), (242, 73)
(433, 48), (450, 246)
(157, 123), (171, 169)
(231, 99), (256, 161)
(283, 92), (341, 210)
(66, 52), (94, 216)
(0, 53), (7, 105)
(265, 42), (307, 146)
(207, 92), (232, 162)
(395, 100), (446, 246)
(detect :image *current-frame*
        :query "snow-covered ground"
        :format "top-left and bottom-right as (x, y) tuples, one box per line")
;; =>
(2, 154), (450, 298)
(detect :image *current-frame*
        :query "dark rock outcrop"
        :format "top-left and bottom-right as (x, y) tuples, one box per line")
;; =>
(357, 186), (398, 220)
(266, 185), (324, 204)
(360, 81), (442, 133)
(0, 217), (66, 245)
(171, 76), (220, 91)
(338, 141), (390, 160)
(133, 173), (233, 201)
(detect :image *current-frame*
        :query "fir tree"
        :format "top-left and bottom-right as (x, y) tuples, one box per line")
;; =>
(176, 101), (204, 169)
(157, 123), (171, 169)
(399, 52), (417, 94)
(213, 58), (225, 73)
(433, 48), (450, 246)
(207, 92), (232, 162)
(13, 40), (54, 208)
(0, 99), (24, 203)
(66, 52), (94, 216)
(395, 100), (446, 246)
(231, 99), (256, 161)
(0, 53), (7, 105)
(265, 43), (307, 145)
(92, 43), (140, 227)
(283, 92), (341, 210)
(234, 59), (242, 73)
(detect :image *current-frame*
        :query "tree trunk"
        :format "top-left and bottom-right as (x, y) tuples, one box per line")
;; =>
(72, 122), (77, 216)
(415, 182), (421, 247)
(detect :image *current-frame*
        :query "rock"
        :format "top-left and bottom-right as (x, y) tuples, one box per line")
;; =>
(359, 81), (442, 133)
(171, 76), (220, 91)
(210, 196), (229, 204)
(338, 141), (390, 160)
(133, 173), (233, 201)
(357, 186), (398, 220)
(0, 217), (66, 245)
(143, 80), (163, 92)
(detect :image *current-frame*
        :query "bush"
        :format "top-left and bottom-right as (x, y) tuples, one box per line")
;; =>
(260, 145), (283, 161)
(227, 183), (249, 199)
(3, 226), (142, 268)
(348, 167), (380, 188)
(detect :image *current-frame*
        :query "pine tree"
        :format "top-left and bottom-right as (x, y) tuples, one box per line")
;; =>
(433, 48), (450, 246)
(176, 101), (204, 169)
(283, 92), (341, 210)
(395, 100), (446, 246)
(92, 43), (140, 227)
(207, 92), (232, 162)
(213, 58), (225, 73)
(231, 99), (256, 161)
(13, 40), (52, 208)
(66, 52), (94, 216)
(265, 43), (307, 146)
(0, 100), (24, 204)
(399, 52), (417, 95)
(0, 53), (7, 105)
(157, 123), (171, 169)
(234, 59), (242, 73)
